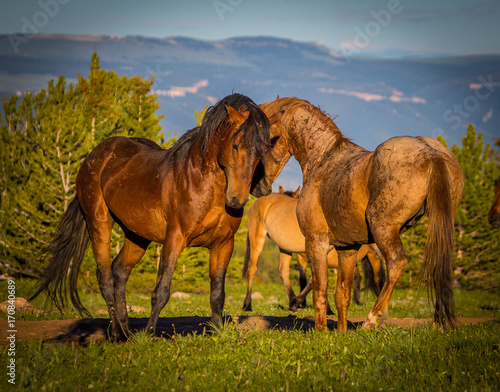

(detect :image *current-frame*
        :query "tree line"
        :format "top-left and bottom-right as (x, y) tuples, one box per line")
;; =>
(1, 53), (499, 292)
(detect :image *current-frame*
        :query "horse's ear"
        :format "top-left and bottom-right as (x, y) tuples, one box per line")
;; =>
(225, 104), (248, 123)
(279, 186), (285, 194)
(292, 186), (301, 198)
(268, 110), (284, 126)
(276, 95), (280, 100)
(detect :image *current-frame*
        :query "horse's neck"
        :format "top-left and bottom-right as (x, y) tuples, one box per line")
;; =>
(287, 116), (345, 174)
(178, 135), (219, 174)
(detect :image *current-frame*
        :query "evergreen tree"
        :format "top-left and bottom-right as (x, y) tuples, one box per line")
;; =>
(78, 51), (167, 146)
(450, 126), (500, 291)
(0, 53), (167, 274)
(194, 106), (208, 127)
(400, 127), (500, 291)
(0, 77), (88, 272)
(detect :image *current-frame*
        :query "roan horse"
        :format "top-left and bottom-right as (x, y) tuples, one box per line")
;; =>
(259, 97), (464, 332)
(488, 178), (500, 228)
(242, 187), (385, 313)
(30, 93), (273, 339)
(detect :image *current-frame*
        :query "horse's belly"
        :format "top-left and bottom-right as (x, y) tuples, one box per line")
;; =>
(266, 225), (306, 253)
(112, 203), (167, 244)
(326, 207), (371, 246)
(103, 182), (167, 243)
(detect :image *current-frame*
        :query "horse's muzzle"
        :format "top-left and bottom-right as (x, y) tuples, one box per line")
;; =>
(250, 182), (272, 198)
(226, 196), (248, 209)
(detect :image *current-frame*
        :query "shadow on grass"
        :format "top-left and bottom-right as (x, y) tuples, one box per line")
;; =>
(42, 315), (362, 344)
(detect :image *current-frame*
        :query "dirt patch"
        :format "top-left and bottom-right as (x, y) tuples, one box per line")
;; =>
(0, 316), (494, 345)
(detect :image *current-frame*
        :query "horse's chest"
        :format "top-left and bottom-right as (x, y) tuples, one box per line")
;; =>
(187, 207), (239, 247)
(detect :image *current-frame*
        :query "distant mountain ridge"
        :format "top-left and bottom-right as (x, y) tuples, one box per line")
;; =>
(1, 34), (499, 188)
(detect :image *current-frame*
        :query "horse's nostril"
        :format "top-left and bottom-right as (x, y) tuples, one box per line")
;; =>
(226, 196), (247, 209)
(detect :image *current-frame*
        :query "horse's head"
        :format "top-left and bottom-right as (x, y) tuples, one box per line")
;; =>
(216, 101), (272, 209)
(279, 185), (301, 198)
(488, 178), (500, 228)
(253, 99), (292, 191)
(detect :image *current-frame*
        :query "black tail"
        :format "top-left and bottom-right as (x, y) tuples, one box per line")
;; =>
(242, 233), (251, 279)
(361, 256), (386, 296)
(29, 197), (91, 316)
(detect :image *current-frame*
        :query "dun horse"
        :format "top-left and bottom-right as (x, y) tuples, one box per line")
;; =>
(30, 93), (272, 339)
(259, 97), (464, 332)
(242, 187), (385, 313)
(488, 178), (500, 228)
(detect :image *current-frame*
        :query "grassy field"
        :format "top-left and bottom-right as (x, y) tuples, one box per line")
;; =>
(1, 276), (499, 391)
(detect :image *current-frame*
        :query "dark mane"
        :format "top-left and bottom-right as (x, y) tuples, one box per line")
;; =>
(168, 93), (271, 162)
(166, 126), (200, 160)
(282, 190), (297, 197)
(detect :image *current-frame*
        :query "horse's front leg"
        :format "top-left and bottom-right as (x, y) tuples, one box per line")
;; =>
(335, 249), (359, 332)
(209, 239), (235, 327)
(277, 250), (296, 309)
(146, 231), (186, 335)
(305, 234), (330, 331)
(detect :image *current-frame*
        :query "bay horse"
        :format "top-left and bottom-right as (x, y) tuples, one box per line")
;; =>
(30, 93), (272, 339)
(259, 97), (464, 332)
(488, 178), (500, 228)
(242, 188), (385, 313)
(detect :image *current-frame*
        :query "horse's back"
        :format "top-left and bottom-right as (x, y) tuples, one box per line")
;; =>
(371, 136), (463, 203)
(76, 137), (168, 243)
(373, 136), (458, 169)
(363, 136), (464, 238)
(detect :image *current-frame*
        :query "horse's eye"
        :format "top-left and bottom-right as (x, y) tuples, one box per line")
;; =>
(233, 144), (239, 152)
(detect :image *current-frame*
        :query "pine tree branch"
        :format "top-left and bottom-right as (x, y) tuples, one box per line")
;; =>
(10, 214), (50, 246)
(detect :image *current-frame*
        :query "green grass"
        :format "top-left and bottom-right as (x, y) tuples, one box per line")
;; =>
(4, 320), (500, 391)
(1, 278), (499, 391)
(3, 275), (499, 321)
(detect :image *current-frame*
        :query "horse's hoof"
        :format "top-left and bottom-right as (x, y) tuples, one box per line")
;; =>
(144, 324), (156, 336)
(289, 298), (301, 312)
(362, 321), (376, 330)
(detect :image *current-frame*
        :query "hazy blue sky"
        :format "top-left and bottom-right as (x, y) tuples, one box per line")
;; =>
(2, 0), (499, 56)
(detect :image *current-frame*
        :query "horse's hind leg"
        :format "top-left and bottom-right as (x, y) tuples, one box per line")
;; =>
(112, 233), (150, 338)
(291, 277), (312, 311)
(278, 250), (295, 309)
(367, 247), (385, 294)
(364, 229), (408, 329)
(85, 213), (122, 339)
(352, 267), (362, 305)
(297, 253), (308, 306)
(335, 249), (359, 332)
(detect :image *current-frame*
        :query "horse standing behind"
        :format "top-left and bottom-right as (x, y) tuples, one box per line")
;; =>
(242, 187), (385, 313)
(488, 178), (500, 228)
(259, 97), (464, 332)
(30, 93), (273, 339)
